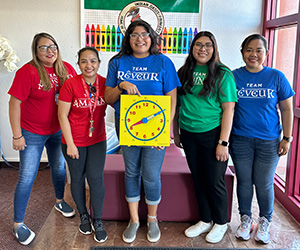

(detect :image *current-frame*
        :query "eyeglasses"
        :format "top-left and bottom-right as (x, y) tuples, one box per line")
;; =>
(130, 32), (150, 39)
(38, 44), (57, 52)
(194, 42), (213, 50)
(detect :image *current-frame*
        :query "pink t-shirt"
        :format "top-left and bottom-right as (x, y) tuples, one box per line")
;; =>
(8, 62), (77, 135)
(59, 74), (107, 147)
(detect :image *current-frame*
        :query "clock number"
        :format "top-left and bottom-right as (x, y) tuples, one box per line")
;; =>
(157, 127), (160, 131)
(143, 102), (149, 107)
(153, 105), (156, 109)
(160, 119), (163, 123)
(127, 118), (131, 122)
(136, 105), (141, 109)
(143, 134), (147, 139)
(130, 111), (136, 115)
(135, 132), (139, 136)
(151, 132), (155, 136)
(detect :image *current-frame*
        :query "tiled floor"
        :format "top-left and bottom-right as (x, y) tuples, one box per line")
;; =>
(30, 182), (300, 250)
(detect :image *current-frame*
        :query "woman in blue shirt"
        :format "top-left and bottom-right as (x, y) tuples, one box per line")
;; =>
(230, 34), (294, 244)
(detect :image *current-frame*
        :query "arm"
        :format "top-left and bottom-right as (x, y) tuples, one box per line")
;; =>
(173, 100), (183, 148)
(57, 100), (79, 159)
(9, 96), (26, 151)
(216, 102), (235, 162)
(278, 97), (294, 156)
(104, 81), (141, 105)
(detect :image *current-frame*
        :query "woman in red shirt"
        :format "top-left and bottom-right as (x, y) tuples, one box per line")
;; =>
(58, 47), (107, 243)
(8, 32), (76, 246)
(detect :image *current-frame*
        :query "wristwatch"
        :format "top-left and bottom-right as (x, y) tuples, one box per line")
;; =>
(218, 140), (229, 147)
(283, 136), (293, 142)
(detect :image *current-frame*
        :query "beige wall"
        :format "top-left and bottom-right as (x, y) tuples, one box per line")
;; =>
(0, 0), (263, 161)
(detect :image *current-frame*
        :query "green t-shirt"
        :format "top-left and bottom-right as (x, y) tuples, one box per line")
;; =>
(179, 64), (237, 133)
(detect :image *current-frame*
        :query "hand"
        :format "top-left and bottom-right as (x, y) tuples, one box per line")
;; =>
(216, 144), (229, 162)
(67, 144), (79, 159)
(278, 139), (290, 156)
(174, 134), (183, 148)
(152, 146), (165, 151)
(119, 81), (141, 96)
(12, 137), (26, 151)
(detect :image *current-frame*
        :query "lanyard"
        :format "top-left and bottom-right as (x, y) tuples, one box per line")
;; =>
(81, 75), (99, 137)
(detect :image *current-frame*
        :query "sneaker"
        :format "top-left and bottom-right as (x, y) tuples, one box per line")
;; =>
(205, 223), (228, 243)
(147, 221), (161, 243)
(235, 214), (255, 240)
(184, 221), (213, 238)
(255, 216), (270, 244)
(122, 222), (139, 243)
(92, 219), (107, 243)
(13, 223), (35, 245)
(79, 213), (92, 235)
(54, 200), (75, 217)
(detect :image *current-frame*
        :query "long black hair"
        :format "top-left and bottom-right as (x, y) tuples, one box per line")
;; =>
(110, 20), (160, 61)
(178, 31), (227, 97)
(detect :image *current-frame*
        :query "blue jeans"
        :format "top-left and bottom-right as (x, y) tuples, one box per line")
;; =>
(115, 118), (166, 205)
(14, 129), (66, 222)
(230, 135), (280, 221)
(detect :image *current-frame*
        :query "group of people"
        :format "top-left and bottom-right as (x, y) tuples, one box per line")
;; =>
(8, 20), (294, 246)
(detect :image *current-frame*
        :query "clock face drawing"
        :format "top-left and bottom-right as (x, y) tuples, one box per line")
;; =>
(119, 95), (171, 146)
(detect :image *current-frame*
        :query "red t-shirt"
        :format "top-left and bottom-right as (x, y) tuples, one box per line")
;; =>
(8, 62), (77, 135)
(59, 74), (107, 147)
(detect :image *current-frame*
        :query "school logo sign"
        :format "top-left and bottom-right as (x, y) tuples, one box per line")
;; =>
(118, 1), (164, 35)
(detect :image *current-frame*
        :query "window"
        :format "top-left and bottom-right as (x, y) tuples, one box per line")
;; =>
(263, 0), (300, 223)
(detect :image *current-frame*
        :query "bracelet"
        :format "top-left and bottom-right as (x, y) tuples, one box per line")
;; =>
(13, 135), (23, 140)
(117, 83), (123, 92)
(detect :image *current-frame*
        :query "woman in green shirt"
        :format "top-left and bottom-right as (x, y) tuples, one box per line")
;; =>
(173, 31), (237, 243)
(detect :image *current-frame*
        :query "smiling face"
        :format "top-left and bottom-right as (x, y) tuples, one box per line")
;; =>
(192, 36), (214, 65)
(78, 49), (100, 83)
(36, 37), (58, 67)
(242, 38), (269, 73)
(130, 26), (151, 58)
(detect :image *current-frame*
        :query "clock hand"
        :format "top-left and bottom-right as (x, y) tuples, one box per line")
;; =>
(142, 109), (165, 123)
(129, 109), (165, 130)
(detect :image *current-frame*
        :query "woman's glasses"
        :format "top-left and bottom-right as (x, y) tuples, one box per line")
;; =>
(194, 42), (213, 50)
(38, 44), (57, 52)
(130, 32), (150, 39)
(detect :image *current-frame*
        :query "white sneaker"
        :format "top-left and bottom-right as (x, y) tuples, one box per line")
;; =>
(184, 221), (213, 238)
(205, 223), (228, 243)
(235, 214), (255, 240)
(254, 216), (270, 244)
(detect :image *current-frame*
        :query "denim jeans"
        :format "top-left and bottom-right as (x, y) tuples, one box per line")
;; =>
(115, 118), (166, 205)
(230, 135), (280, 221)
(62, 141), (106, 219)
(14, 129), (66, 222)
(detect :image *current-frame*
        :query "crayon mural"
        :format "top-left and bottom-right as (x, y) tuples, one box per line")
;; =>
(82, 0), (201, 56)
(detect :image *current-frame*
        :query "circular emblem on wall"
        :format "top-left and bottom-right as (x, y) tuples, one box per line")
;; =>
(118, 1), (165, 36)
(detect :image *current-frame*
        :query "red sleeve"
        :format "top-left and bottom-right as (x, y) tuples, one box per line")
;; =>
(59, 77), (77, 103)
(8, 64), (38, 101)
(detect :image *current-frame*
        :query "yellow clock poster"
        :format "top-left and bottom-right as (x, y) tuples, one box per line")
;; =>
(119, 95), (171, 146)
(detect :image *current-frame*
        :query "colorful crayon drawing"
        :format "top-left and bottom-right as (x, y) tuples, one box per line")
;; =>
(116, 26), (122, 52)
(101, 25), (106, 51)
(90, 24), (95, 47)
(85, 24), (90, 47)
(84, 24), (198, 55)
(167, 27), (172, 54)
(96, 25), (100, 51)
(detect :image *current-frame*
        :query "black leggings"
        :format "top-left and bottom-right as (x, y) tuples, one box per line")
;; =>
(180, 126), (228, 224)
(62, 140), (106, 219)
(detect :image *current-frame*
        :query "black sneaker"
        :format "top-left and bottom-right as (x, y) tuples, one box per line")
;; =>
(92, 219), (107, 243)
(79, 213), (92, 235)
